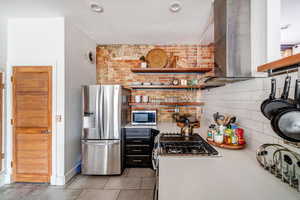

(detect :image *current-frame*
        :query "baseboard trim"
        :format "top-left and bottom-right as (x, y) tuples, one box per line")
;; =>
(0, 171), (11, 187)
(0, 171), (5, 187)
(51, 175), (65, 185)
(50, 163), (79, 186)
(64, 164), (80, 184)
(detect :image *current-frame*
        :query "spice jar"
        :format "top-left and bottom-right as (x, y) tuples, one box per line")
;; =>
(207, 125), (217, 142)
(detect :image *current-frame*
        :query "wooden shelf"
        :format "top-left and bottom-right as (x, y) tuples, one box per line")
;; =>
(128, 85), (204, 89)
(131, 67), (213, 73)
(129, 103), (157, 106)
(129, 102), (204, 106)
(159, 102), (204, 106)
(257, 53), (300, 72)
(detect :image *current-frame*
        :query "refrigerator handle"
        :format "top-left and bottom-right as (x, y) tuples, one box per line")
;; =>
(95, 86), (100, 138)
(99, 86), (105, 138)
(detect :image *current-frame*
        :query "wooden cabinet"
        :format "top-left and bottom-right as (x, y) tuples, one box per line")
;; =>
(124, 128), (159, 168)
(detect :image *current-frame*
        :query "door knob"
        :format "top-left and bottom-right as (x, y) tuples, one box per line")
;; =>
(41, 130), (52, 134)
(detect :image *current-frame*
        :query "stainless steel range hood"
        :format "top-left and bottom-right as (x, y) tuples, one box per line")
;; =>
(210, 0), (252, 82)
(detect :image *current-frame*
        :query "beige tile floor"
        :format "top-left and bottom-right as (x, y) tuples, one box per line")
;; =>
(0, 168), (155, 200)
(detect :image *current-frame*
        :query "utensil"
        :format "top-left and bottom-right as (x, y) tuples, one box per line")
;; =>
(261, 76), (296, 120)
(213, 112), (219, 125)
(227, 116), (236, 125)
(224, 116), (231, 126)
(271, 79), (300, 142)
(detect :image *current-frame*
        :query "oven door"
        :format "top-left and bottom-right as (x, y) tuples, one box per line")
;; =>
(132, 111), (157, 125)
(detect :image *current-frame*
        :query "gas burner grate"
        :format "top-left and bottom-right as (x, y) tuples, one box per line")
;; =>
(159, 134), (219, 156)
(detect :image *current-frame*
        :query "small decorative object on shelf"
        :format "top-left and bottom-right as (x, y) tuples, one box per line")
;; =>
(180, 79), (187, 86)
(166, 52), (179, 68)
(135, 95), (141, 103)
(172, 78), (180, 86)
(139, 56), (147, 68)
(146, 48), (168, 68)
(206, 112), (246, 150)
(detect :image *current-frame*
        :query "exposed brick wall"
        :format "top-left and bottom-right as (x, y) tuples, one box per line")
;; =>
(96, 44), (214, 122)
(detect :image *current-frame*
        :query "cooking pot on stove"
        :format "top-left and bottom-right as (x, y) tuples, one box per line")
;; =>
(181, 125), (193, 137)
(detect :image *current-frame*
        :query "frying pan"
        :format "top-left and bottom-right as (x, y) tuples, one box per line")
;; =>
(271, 79), (300, 142)
(261, 79), (276, 119)
(261, 76), (296, 120)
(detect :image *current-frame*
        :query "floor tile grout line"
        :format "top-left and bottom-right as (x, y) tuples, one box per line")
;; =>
(74, 189), (84, 200)
(115, 189), (121, 200)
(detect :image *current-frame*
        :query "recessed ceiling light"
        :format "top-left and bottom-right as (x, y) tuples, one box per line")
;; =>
(170, 1), (182, 13)
(281, 24), (291, 30)
(90, 3), (104, 13)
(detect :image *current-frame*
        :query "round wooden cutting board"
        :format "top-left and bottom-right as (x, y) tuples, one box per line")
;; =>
(146, 48), (168, 68)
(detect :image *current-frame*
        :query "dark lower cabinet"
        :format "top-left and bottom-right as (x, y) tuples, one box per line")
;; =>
(125, 128), (159, 168)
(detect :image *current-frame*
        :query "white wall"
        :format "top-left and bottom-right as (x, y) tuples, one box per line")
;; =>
(200, 72), (300, 154)
(64, 18), (97, 183)
(251, 0), (267, 75)
(281, 0), (300, 44)
(0, 18), (7, 187)
(266, 0), (281, 61)
(6, 18), (65, 185)
(0, 18), (7, 71)
(251, 0), (281, 76)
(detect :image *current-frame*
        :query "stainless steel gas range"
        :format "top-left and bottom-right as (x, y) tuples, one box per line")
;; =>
(152, 133), (220, 200)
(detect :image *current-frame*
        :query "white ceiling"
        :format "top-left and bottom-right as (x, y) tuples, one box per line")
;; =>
(0, 0), (214, 44)
(281, 0), (300, 44)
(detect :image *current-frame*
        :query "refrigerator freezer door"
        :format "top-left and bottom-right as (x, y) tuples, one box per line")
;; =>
(81, 140), (121, 175)
(82, 85), (101, 140)
(99, 85), (122, 140)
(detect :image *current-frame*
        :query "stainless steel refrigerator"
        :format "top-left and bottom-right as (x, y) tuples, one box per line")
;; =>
(81, 85), (130, 175)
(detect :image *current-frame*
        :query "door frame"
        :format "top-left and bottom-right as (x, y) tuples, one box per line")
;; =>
(5, 62), (65, 185)
(0, 72), (5, 187)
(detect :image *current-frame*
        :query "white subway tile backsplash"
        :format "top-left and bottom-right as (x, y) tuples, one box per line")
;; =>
(201, 72), (300, 153)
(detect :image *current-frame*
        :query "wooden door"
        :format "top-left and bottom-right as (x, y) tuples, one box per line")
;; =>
(12, 66), (52, 183)
(0, 73), (3, 172)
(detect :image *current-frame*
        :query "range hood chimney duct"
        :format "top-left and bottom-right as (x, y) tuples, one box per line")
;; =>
(212, 0), (252, 81)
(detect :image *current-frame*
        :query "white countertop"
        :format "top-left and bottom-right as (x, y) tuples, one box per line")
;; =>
(158, 142), (300, 200)
(126, 122), (300, 199)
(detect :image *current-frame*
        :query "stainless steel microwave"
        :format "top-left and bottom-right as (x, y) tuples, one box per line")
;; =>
(131, 110), (157, 126)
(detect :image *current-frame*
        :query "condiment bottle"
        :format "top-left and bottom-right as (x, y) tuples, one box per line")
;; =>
(224, 129), (232, 144)
(235, 128), (245, 145)
(231, 134), (238, 145)
(207, 125), (214, 141)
